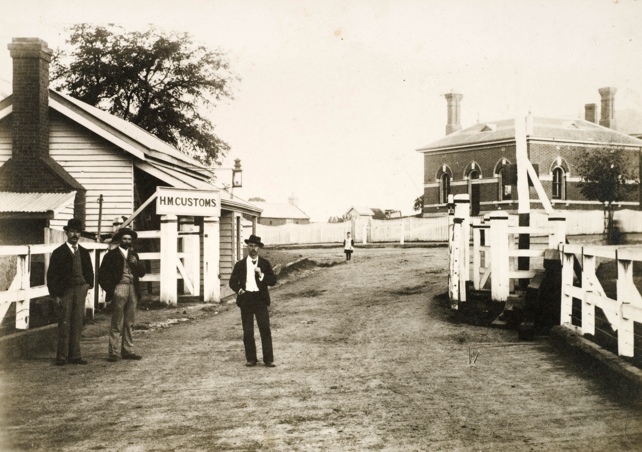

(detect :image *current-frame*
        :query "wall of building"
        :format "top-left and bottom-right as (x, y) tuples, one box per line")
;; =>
(48, 112), (134, 233)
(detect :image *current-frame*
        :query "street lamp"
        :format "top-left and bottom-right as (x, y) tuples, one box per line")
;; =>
(232, 158), (242, 188)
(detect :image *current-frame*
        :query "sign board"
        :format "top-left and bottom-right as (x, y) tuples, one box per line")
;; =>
(156, 187), (221, 217)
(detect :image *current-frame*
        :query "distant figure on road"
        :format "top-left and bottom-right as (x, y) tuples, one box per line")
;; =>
(229, 234), (277, 368)
(47, 219), (94, 366)
(343, 232), (354, 261)
(98, 228), (146, 362)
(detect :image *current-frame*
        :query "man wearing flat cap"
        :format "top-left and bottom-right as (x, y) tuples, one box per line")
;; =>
(47, 218), (94, 366)
(229, 234), (278, 367)
(98, 228), (146, 362)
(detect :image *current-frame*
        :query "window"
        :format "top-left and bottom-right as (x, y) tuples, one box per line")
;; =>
(552, 167), (565, 200)
(468, 170), (480, 215)
(439, 173), (451, 204)
(497, 167), (511, 200)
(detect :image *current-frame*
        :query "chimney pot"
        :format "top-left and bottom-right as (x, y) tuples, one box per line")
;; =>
(445, 92), (463, 135)
(598, 87), (617, 129)
(584, 103), (597, 123)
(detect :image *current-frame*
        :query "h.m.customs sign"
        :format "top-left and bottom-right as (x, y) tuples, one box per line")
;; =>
(156, 187), (221, 217)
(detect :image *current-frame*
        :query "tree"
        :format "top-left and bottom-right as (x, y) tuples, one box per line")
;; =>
(413, 194), (424, 212)
(51, 24), (236, 166)
(575, 147), (639, 243)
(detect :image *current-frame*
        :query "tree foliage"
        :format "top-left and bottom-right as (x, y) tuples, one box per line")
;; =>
(575, 147), (639, 242)
(575, 147), (639, 205)
(51, 24), (236, 166)
(413, 194), (424, 212)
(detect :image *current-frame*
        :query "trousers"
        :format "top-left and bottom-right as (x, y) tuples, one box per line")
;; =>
(239, 291), (273, 363)
(108, 283), (137, 357)
(57, 284), (89, 361)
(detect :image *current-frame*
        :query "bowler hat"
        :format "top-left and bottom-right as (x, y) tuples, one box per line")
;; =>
(112, 228), (138, 242)
(63, 218), (84, 232)
(244, 234), (264, 248)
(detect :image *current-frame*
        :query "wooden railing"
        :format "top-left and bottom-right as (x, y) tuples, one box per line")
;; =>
(561, 243), (642, 357)
(0, 242), (108, 330)
(449, 194), (566, 306)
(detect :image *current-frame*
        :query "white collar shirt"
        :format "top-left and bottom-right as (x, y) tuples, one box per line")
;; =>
(118, 247), (129, 258)
(245, 256), (260, 292)
(66, 242), (78, 253)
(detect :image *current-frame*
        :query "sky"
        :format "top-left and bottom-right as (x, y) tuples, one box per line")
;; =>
(1, 0), (642, 221)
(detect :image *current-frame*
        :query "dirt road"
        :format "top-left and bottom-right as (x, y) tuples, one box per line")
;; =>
(1, 247), (641, 451)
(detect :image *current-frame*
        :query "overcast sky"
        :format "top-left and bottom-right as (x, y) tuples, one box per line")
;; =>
(1, 0), (641, 221)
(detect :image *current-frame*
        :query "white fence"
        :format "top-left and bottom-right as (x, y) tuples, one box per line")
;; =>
(255, 210), (642, 246)
(561, 243), (642, 358)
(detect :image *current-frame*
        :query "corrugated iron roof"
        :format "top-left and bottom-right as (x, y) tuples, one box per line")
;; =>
(0, 191), (76, 213)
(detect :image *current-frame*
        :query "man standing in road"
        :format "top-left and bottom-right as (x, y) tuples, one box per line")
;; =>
(98, 228), (146, 362)
(47, 218), (94, 366)
(229, 235), (277, 367)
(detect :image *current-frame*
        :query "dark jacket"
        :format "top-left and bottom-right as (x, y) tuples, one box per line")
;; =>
(98, 247), (146, 300)
(47, 243), (94, 297)
(229, 256), (277, 306)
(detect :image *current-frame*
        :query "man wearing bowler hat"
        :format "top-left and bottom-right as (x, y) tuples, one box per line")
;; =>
(99, 228), (146, 362)
(47, 218), (94, 366)
(229, 234), (277, 367)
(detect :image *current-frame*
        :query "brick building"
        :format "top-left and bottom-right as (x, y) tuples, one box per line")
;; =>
(417, 89), (642, 216)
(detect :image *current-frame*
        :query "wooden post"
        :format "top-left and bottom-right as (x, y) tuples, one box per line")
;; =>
(490, 211), (509, 302)
(203, 216), (220, 303)
(560, 246), (575, 326)
(180, 216), (200, 297)
(616, 252), (635, 357)
(160, 214), (178, 306)
(450, 217), (462, 307)
(85, 249), (97, 319)
(454, 194), (470, 303)
(472, 221), (482, 290)
(581, 251), (596, 336)
(548, 213), (567, 250)
(15, 251), (30, 329)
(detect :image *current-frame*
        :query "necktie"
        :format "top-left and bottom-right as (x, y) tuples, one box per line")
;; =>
(72, 245), (78, 254)
(252, 260), (257, 265)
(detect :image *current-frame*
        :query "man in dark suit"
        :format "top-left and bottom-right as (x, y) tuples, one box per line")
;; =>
(47, 218), (94, 366)
(98, 228), (146, 362)
(229, 235), (277, 367)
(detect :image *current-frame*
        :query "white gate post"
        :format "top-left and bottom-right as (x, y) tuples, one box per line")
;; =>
(616, 253), (635, 357)
(560, 246), (575, 326)
(581, 252), (596, 336)
(15, 251), (30, 329)
(450, 217), (462, 306)
(454, 194), (470, 303)
(203, 216), (221, 303)
(548, 213), (567, 250)
(490, 211), (509, 302)
(160, 214), (178, 306)
(180, 216), (200, 296)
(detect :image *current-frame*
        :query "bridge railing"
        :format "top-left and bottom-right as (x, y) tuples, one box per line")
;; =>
(561, 243), (642, 357)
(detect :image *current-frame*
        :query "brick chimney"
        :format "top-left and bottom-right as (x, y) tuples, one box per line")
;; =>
(445, 92), (463, 135)
(9, 38), (52, 160)
(584, 103), (597, 123)
(598, 87), (617, 129)
(0, 38), (86, 219)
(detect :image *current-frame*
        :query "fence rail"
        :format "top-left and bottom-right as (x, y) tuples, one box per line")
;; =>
(255, 209), (642, 246)
(561, 243), (642, 358)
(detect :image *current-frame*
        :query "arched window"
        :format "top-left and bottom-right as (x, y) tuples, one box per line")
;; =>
(552, 167), (565, 200)
(497, 167), (511, 201)
(439, 173), (451, 204)
(468, 170), (480, 215)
